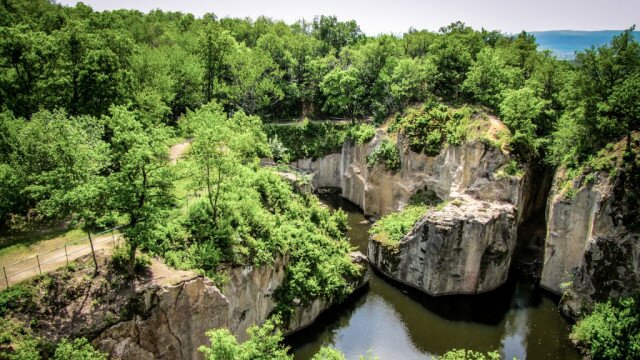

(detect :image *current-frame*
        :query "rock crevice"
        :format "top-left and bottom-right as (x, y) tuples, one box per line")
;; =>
(293, 129), (528, 296)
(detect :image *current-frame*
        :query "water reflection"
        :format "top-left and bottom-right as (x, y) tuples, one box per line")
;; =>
(286, 195), (579, 360)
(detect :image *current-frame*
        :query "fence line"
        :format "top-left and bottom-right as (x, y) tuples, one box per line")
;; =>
(0, 225), (126, 290)
(0, 193), (201, 291)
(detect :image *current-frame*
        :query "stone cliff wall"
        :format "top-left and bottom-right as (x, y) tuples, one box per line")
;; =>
(292, 127), (639, 306)
(292, 127), (529, 296)
(96, 253), (368, 359)
(292, 131), (525, 219)
(96, 277), (228, 360)
(541, 170), (640, 317)
(223, 256), (287, 340)
(368, 195), (518, 295)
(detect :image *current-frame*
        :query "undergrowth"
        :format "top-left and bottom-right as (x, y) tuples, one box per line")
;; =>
(367, 139), (401, 171)
(369, 205), (428, 247)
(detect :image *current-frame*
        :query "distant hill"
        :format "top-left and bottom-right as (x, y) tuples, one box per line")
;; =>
(530, 30), (640, 60)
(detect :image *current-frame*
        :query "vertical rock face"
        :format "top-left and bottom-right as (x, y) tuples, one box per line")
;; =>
(95, 253), (368, 359)
(292, 131), (525, 218)
(95, 277), (230, 360)
(222, 256), (287, 341)
(541, 170), (640, 317)
(293, 127), (529, 296)
(368, 196), (518, 295)
(292, 153), (342, 190)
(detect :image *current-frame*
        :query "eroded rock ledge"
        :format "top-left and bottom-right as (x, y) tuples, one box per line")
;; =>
(96, 252), (368, 359)
(368, 196), (517, 295)
(541, 169), (640, 317)
(292, 125), (530, 296)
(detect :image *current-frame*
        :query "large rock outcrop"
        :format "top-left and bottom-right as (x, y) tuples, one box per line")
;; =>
(96, 277), (228, 360)
(368, 195), (518, 295)
(541, 168), (640, 317)
(291, 130), (526, 219)
(292, 119), (532, 296)
(96, 253), (368, 359)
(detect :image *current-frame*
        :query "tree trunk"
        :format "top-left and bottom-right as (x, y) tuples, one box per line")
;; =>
(212, 164), (223, 225)
(626, 129), (633, 163)
(127, 243), (137, 275)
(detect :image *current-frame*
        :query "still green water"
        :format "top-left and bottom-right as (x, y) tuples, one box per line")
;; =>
(286, 194), (581, 360)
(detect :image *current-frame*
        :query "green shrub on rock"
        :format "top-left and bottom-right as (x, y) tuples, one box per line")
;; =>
(570, 295), (640, 360)
(369, 205), (427, 247)
(367, 139), (401, 171)
(437, 349), (500, 360)
(53, 338), (107, 360)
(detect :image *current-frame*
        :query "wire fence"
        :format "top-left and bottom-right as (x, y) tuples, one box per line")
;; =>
(0, 192), (202, 291)
(0, 225), (126, 291)
(0, 175), (263, 291)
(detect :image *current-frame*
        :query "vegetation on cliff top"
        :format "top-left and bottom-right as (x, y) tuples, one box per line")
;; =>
(0, 0), (639, 358)
(369, 205), (428, 247)
(1, 1), (639, 234)
(0, 256), (137, 359)
(570, 294), (640, 360)
(366, 138), (401, 171)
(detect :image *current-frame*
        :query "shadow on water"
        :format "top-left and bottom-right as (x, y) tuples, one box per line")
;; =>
(286, 193), (580, 360)
(369, 265), (518, 326)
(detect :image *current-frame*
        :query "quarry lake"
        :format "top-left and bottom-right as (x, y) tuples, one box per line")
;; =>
(286, 194), (580, 360)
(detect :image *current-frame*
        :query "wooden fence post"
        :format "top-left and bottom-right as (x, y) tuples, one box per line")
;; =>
(64, 245), (69, 266)
(3, 267), (8, 288)
(36, 255), (42, 274)
(88, 232), (98, 272)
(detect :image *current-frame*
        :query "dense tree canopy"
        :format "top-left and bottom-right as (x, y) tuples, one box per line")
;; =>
(0, 1), (639, 359)
(0, 0), (637, 237)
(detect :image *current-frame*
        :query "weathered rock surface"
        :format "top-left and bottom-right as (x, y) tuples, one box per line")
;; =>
(292, 130), (526, 219)
(96, 252), (368, 359)
(96, 277), (229, 360)
(293, 123), (529, 296)
(369, 195), (518, 295)
(541, 170), (640, 317)
(223, 256), (287, 340)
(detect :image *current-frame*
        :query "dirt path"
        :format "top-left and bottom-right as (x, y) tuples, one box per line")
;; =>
(0, 141), (196, 290)
(170, 140), (191, 164)
(0, 232), (123, 290)
(267, 118), (357, 126)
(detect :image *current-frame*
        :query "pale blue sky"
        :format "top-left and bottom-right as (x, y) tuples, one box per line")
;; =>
(57, 0), (639, 35)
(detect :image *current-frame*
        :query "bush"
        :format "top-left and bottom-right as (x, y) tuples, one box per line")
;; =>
(199, 317), (291, 360)
(409, 188), (443, 206)
(263, 121), (350, 159)
(389, 103), (472, 156)
(347, 124), (376, 145)
(0, 283), (36, 317)
(367, 139), (401, 171)
(312, 347), (346, 360)
(570, 295), (640, 360)
(111, 244), (151, 274)
(437, 349), (500, 360)
(370, 205), (427, 247)
(268, 135), (291, 164)
(0, 318), (41, 360)
(496, 160), (524, 179)
(53, 338), (107, 360)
